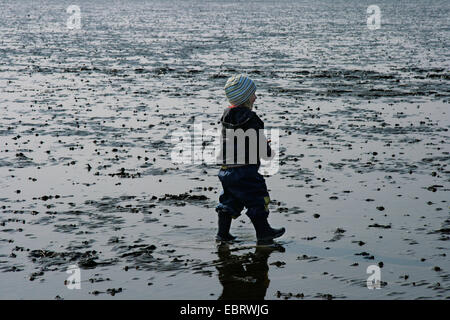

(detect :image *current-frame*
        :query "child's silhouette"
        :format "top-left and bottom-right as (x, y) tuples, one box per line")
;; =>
(216, 74), (285, 244)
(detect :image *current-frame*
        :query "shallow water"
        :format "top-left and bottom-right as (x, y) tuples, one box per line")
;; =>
(0, 0), (449, 299)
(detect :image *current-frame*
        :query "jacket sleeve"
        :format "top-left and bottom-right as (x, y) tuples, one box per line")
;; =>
(251, 113), (274, 161)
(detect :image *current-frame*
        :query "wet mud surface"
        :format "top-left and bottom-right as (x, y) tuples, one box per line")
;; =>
(0, 0), (449, 299)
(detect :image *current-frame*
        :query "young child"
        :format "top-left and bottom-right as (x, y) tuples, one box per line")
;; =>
(215, 74), (285, 244)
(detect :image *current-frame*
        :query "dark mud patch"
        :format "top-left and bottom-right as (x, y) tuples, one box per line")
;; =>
(28, 249), (117, 270)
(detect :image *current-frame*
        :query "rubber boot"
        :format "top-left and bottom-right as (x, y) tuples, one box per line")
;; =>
(250, 216), (285, 244)
(216, 210), (236, 242)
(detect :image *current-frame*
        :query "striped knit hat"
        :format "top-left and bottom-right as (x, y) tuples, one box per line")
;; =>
(224, 74), (256, 107)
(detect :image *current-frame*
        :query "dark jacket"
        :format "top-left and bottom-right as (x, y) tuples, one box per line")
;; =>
(218, 106), (273, 167)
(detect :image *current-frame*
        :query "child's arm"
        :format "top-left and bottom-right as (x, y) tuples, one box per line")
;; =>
(251, 113), (274, 161)
(260, 136), (274, 161)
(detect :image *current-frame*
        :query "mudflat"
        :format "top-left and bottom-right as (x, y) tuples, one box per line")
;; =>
(0, 0), (449, 299)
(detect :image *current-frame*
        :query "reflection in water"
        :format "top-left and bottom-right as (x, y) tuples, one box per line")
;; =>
(215, 243), (285, 300)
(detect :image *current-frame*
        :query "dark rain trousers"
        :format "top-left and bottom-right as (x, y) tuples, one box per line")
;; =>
(216, 165), (270, 220)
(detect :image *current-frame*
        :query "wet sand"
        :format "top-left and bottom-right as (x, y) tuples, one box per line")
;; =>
(0, 0), (449, 299)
